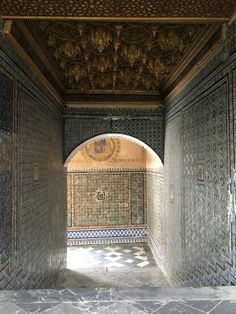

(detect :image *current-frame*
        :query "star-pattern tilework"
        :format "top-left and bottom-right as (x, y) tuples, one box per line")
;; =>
(67, 243), (156, 269)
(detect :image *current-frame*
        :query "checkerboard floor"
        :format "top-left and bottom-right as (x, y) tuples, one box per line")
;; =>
(60, 243), (169, 288)
(67, 243), (157, 269)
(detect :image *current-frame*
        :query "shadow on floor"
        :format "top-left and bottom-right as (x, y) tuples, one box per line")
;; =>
(58, 265), (170, 288)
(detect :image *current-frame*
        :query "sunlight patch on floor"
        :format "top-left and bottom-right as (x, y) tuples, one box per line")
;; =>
(67, 247), (101, 269)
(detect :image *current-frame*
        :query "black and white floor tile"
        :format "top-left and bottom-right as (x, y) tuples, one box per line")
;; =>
(67, 243), (156, 269)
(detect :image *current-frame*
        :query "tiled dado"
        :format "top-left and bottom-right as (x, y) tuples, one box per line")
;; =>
(67, 228), (147, 245)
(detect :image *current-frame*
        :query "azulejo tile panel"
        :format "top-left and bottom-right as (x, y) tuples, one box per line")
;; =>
(67, 228), (147, 245)
(183, 83), (231, 285)
(64, 107), (164, 162)
(0, 70), (14, 274)
(0, 35), (66, 289)
(163, 19), (236, 287)
(146, 172), (165, 252)
(68, 228), (147, 239)
(130, 173), (145, 225)
(74, 172), (129, 226)
(67, 170), (146, 229)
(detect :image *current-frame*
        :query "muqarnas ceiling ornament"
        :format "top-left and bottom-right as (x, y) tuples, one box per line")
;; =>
(36, 21), (203, 94)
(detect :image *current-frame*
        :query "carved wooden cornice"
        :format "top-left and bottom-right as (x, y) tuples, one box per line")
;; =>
(0, 0), (235, 19)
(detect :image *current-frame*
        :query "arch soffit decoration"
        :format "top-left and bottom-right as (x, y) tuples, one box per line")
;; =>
(64, 133), (163, 168)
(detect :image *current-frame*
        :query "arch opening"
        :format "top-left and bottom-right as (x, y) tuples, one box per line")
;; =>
(64, 133), (165, 283)
(65, 134), (164, 239)
(64, 133), (163, 169)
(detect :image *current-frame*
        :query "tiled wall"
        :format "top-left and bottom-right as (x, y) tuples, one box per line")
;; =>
(67, 170), (146, 231)
(0, 70), (14, 279)
(146, 170), (165, 265)
(0, 35), (66, 289)
(162, 114), (183, 281)
(67, 228), (147, 245)
(160, 18), (236, 287)
(64, 107), (164, 162)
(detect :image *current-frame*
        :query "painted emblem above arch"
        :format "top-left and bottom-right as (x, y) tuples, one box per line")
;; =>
(64, 133), (163, 168)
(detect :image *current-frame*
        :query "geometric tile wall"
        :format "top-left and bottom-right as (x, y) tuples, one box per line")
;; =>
(163, 19), (236, 287)
(64, 107), (164, 162)
(0, 34), (66, 289)
(68, 170), (146, 228)
(67, 228), (147, 245)
(130, 173), (145, 224)
(146, 171), (165, 260)
(68, 228), (147, 239)
(161, 114), (183, 278)
(0, 71), (14, 277)
(70, 172), (130, 227)
(183, 83), (230, 286)
(16, 86), (66, 289)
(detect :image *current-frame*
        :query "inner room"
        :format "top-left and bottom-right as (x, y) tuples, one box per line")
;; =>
(62, 134), (168, 288)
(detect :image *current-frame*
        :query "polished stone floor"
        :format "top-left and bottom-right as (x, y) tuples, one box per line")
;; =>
(1, 286), (236, 313)
(58, 243), (169, 288)
(2, 243), (235, 312)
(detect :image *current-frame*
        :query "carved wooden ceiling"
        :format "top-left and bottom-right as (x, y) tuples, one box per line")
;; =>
(1, 0), (235, 19)
(19, 20), (209, 95)
(2, 18), (227, 102)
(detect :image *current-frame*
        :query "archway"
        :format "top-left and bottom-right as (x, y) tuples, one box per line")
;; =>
(62, 133), (166, 288)
(64, 133), (164, 241)
(64, 133), (163, 167)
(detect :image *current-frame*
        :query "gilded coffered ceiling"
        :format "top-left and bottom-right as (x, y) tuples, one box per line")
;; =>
(0, 0), (235, 19)
(23, 20), (207, 95)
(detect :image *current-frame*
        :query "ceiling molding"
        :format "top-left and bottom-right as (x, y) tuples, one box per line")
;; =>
(1, 0), (235, 19)
(164, 23), (228, 107)
(163, 24), (223, 92)
(1, 16), (229, 23)
(15, 20), (65, 91)
(3, 20), (63, 103)
(65, 92), (161, 103)
(66, 102), (161, 109)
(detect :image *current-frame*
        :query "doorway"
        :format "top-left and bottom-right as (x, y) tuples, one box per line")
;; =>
(62, 134), (167, 288)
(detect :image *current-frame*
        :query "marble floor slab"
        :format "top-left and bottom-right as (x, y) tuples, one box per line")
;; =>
(1, 287), (236, 313)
